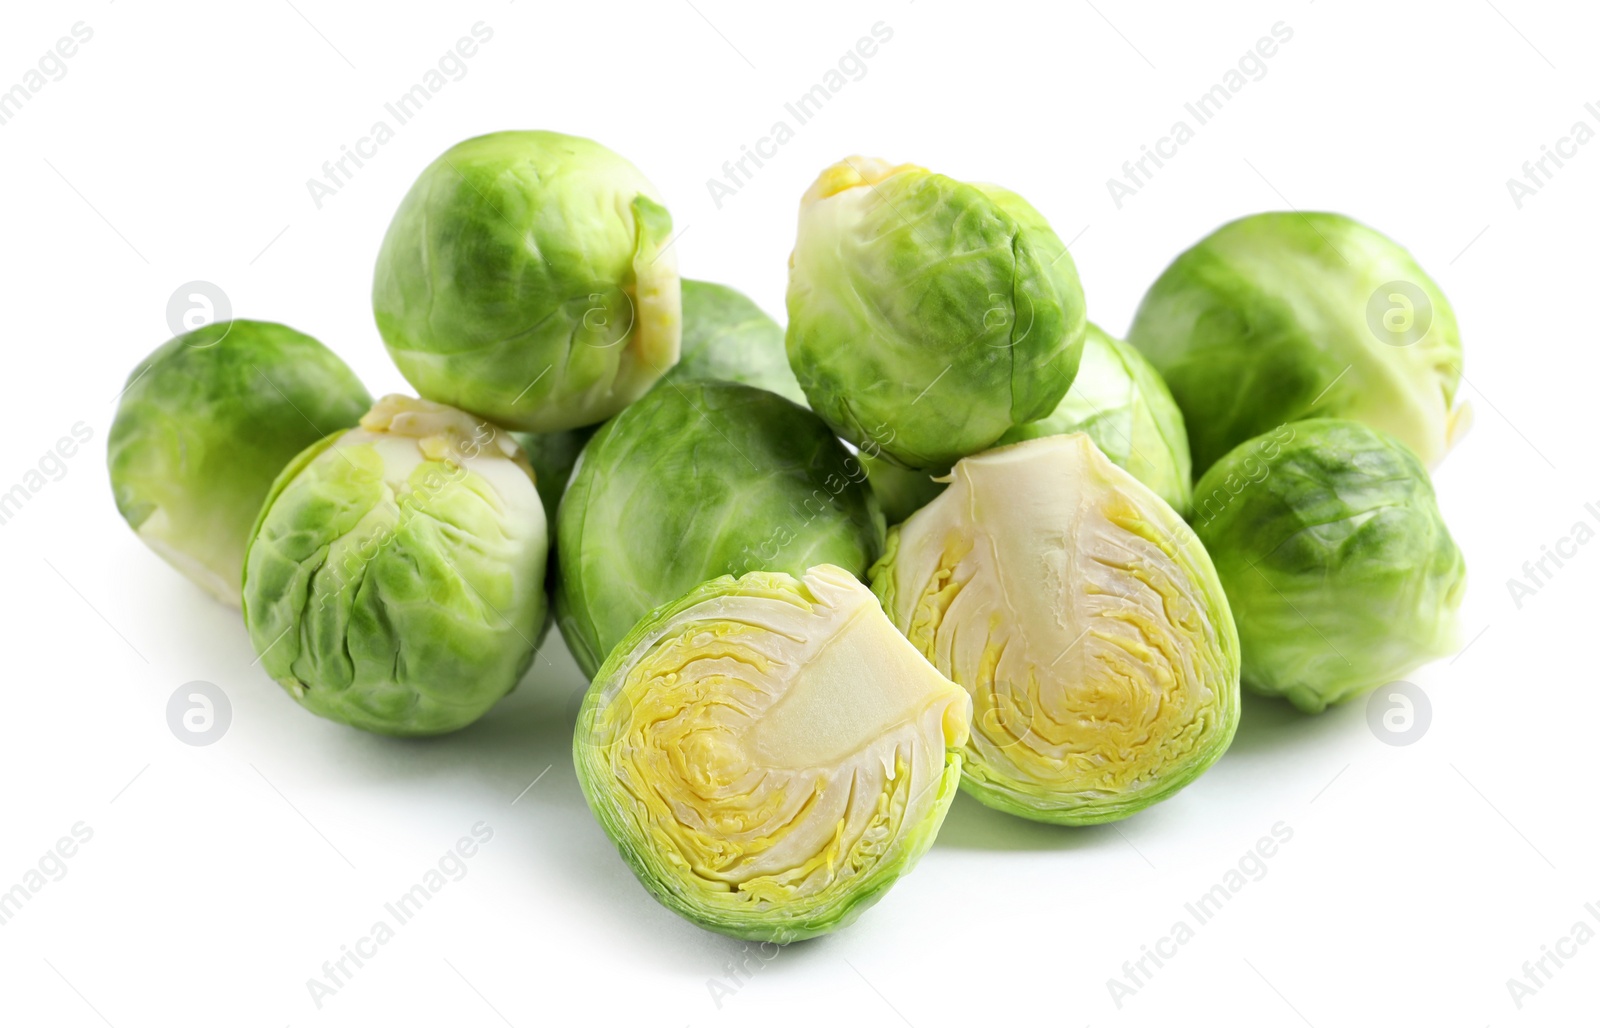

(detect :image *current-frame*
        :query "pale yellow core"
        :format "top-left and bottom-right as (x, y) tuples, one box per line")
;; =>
(625, 193), (682, 391)
(360, 394), (522, 462)
(884, 435), (1232, 805)
(801, 156), (927, 206)
(595, 566), (968, 906)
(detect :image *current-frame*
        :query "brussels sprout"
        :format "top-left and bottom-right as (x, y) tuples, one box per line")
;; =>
(786, 157), (1087, 469)
(998, 323), (1192, 515)
(574, 564), (971, 941)
(373, 130), (681, 432)
(107, 320), (371, 606)
(667, 279), (803, 404)
(243, 396), (547, 736)
(871, 434), (1240, 824)
(1128, 211), (1466, 475)
(1191, 419), (1465, 714)
(555, 381), (883, 678)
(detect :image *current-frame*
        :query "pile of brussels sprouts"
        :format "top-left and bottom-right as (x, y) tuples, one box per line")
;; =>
(110, 131), (1468, 943)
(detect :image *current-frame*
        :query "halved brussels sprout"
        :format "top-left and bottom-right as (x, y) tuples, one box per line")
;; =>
(555, 380), (883, 678)
(1191, 418), (1465, 714)
(998, 323), (1192, 515)
(373, 130), (680, 432)
(871, 434), (1240, 824)
(107, 320), (371, 606)
(574, 564), (970, 941)
(786, 157), (1087, 469)
(243, 396), (547, 736)
(1128, 211), (1465, 475)
(667, 279), (803, 404)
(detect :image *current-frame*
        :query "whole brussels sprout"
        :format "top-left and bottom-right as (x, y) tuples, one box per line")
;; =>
(1128, 211), (1466, 475)
(998, 323), (1192, 515)
(1191, 418), (1466, 714)
(574, 564), (971, 942)
(786, 157), (1087, 469)
(871, 434), (1240, 824)
(667, 279), (803, 403)
(373, 130), (681, 432)
(107, 320), (370, 606)
(243, 396), (547, 736)
(555, 381), (883, 678)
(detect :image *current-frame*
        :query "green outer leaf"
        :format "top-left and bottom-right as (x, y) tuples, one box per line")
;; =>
(555, 380), (884, 679)
(242, 403), (548, 736)
(573, 568), (965, 942)
(107, 320), (371, 606)
(666, 279), (804, 404)
(1192, 418), (1466, 713)
(1127, 211), (1464, 475)
(372, 130), (681, 432)
(786, 164), (1085, 469)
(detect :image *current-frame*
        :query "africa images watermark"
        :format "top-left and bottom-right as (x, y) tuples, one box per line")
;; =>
(0, 21), (94, 129)
(705, 940), (784, 1009)
(1366, 680), (1432, 746)
(1106, 821), (1295, 1009)
(306, 22), (495, 209)
(1504, 498), (1600, 609)
(706, 20), (895, 210)
(0, 422), (95, 529)
(1505, 900), (1600, 1010)
(167, 681), (232, 747)
(1106, 21), (1295, 209)
(306, 821), (495, 1009)
(1505, 101), (1600, 210)
(0, 822), (94, 928)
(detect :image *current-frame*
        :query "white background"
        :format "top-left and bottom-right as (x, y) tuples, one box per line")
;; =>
(0, 1), (1594, 1025)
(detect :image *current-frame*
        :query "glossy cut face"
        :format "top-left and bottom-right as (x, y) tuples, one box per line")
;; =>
(1192, 418), (1466, 713)
(373, 130), (681, 432)
(786, 157), (1087, 469)
(574, 565), (971, 942)
(871, 434), (1240, 824)
(1128, 211), (1465, 475)
(107, 320), (371, 605)
(555, 380), (883, 678)
(242, 396), (548, 736)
